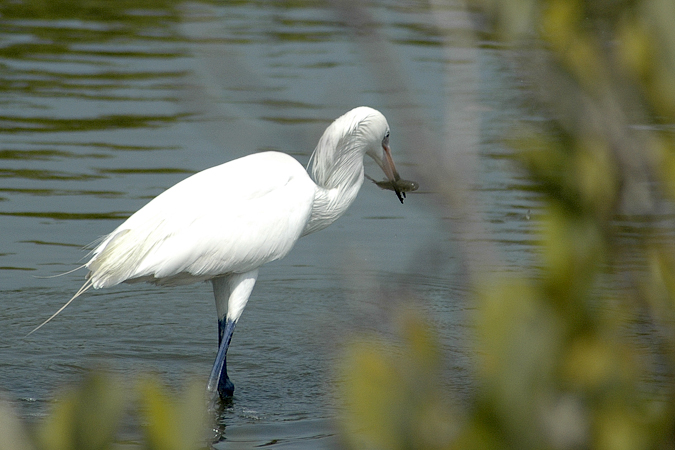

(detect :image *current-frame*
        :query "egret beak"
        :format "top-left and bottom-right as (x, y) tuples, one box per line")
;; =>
(380, 143), (405, 204)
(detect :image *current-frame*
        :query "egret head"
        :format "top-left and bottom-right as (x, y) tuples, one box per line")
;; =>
(309, 106), (403, 202)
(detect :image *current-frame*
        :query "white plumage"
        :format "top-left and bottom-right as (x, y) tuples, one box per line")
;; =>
(34, 106), (405, 400)
(88, 151), (315, 288)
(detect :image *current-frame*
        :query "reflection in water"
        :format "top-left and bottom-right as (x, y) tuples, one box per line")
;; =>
(0, 1), (541, 448)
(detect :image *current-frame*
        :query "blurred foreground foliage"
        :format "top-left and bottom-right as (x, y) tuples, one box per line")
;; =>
(0, 373), (209, 450)
(4, 0), (675, 449)
(340, 0), (675, 449)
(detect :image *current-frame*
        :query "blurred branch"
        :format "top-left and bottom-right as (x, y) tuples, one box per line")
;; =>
(330, 0), (500, 282)
(337, 0), (675, 449)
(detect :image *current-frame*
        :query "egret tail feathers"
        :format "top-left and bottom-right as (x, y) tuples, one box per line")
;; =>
(32, 264), (87, 279)
(26, 279), (93, 337)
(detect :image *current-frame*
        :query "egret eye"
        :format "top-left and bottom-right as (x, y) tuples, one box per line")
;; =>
(383, 131), (390, 145)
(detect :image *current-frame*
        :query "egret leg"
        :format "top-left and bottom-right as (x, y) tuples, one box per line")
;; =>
(209, 271), (257, 399)
(207, 318), (236, 398)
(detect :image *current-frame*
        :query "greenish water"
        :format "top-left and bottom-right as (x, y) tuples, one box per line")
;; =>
(0, 1), (538, 447)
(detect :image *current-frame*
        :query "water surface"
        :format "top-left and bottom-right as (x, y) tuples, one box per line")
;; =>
(0, 1), (537, 447)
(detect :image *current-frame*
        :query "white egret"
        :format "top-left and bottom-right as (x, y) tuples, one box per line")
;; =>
(33, 106), (408, 400)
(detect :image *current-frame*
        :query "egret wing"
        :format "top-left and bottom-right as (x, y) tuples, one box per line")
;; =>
(87, 152), (316, 288)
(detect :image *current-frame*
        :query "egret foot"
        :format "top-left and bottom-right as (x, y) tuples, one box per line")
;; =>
(218, 359), (235, 398)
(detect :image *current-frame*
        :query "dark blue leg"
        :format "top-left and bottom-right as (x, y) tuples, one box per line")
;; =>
(207, 318), (236, 399)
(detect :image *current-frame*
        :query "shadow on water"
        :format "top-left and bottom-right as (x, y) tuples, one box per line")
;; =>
(210, 395), (339, 449)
